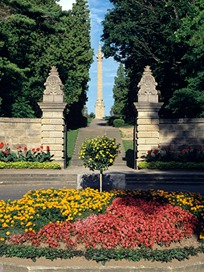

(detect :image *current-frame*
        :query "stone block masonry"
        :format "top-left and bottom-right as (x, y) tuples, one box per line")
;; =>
(134, 66), (204, 168)
(0, 118), (41, 150)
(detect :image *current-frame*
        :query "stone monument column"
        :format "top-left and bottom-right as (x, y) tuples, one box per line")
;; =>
(134, 66), (163, 167)
(95, 43), (105, 119)
(38, 66), (67, 167)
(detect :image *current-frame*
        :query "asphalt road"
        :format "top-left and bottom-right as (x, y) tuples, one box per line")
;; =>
(0, 182), (203, 201)
(0, 184), (67, 201)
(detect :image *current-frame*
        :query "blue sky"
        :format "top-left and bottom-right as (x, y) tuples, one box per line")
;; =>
(59, 0), (119, 116)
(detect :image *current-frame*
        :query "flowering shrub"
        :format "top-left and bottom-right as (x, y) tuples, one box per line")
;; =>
(0, 142), (53, 162)
(0, 188), (203, 251)
(79, 136), (120, 172)
(79, 136), (120, 192)
(144, 145), (204, 162)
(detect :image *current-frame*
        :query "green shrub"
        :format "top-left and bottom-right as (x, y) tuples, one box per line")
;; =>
(113, 119), (125, 127)
(0, 241), (203, 264)
(0, 161), (61, 169)
(138, 161), (204, 170)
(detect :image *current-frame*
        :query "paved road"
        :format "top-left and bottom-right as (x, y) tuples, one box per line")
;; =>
(0, 184), (68, 201)
(1, 182), (203, 201)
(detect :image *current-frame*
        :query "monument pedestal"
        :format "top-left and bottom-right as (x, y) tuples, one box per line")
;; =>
(95, 99), (105, 119)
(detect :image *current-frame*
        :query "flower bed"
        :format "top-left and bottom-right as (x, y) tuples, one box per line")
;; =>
(0, 188), (204, 263)
(139, 145), (204, 170)
(0, 142), (61, 169)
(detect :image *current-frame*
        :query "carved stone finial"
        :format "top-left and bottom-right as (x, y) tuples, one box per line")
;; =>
(42, 66), (64, 103)
(137, 66), (159, 103)
(44, 66), (63, 96)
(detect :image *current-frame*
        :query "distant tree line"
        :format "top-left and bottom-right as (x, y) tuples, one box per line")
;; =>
(102, 0), (204, 121)
(0, 0), (93, 128)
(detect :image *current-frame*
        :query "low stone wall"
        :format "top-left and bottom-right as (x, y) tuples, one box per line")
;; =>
(0, 117), (41, 151)
(120, 118), (204, 148)
(159, 118), (204, 148)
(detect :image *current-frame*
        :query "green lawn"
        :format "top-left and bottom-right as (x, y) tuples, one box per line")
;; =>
(67, 129), (79, 164)
(122, 140), (133, 152)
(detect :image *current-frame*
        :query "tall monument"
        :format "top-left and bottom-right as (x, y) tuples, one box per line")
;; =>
(95, 43), (105, 119)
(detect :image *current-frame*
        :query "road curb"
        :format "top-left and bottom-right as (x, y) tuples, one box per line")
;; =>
(0, 259), (204, 272)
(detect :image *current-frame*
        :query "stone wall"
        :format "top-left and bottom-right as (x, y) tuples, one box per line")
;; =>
(159, 118), (204, 148)
(134, 66), (204, 166)
(0, 118), (41, 150)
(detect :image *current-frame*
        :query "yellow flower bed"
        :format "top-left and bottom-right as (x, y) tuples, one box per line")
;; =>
(0, 188), (116, 240)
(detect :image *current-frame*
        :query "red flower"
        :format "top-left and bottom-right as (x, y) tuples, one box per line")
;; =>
(0, 142), (4, 149)
(153, 149), (159, 155)
(31, 148), (35, 152)
(5, 150), (9, 156)
(40, 146), (43, 149)
(24, 146), (28, 151)
(17, 145), (22, 149)
(46, 146), (50, 151)
(36, 147), (40, 152)
(147, 150), (151, 155)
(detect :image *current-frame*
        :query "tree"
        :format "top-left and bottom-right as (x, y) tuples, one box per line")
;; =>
(64, 0), (93, 127)
(101, 0), (202, 118)
(166, 1), (204, 117)
(79, 136), (120, 192)
(0, 0), (93, 124)
(112, 63), (129, 120)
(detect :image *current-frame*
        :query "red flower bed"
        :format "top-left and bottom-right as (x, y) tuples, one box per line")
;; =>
(9, 197), (198, 249)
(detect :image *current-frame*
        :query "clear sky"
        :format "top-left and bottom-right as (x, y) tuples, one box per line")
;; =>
(58, 0), (119, 116)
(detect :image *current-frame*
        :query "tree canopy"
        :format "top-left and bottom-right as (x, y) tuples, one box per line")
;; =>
(112, 63), (129, 120)
(102, 0), (203, 118)
(0, 0), (93, 125)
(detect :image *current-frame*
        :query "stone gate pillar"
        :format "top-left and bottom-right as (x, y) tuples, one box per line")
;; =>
(38, 66), (67, 167)
(134, 66), (163, 167)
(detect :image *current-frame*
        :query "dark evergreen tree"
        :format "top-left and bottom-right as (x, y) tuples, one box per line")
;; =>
(101, 0), (202, 118)
(64, 0), (93, 127)
(0, 0), (93, 124)
(112, 63), (129, 120)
